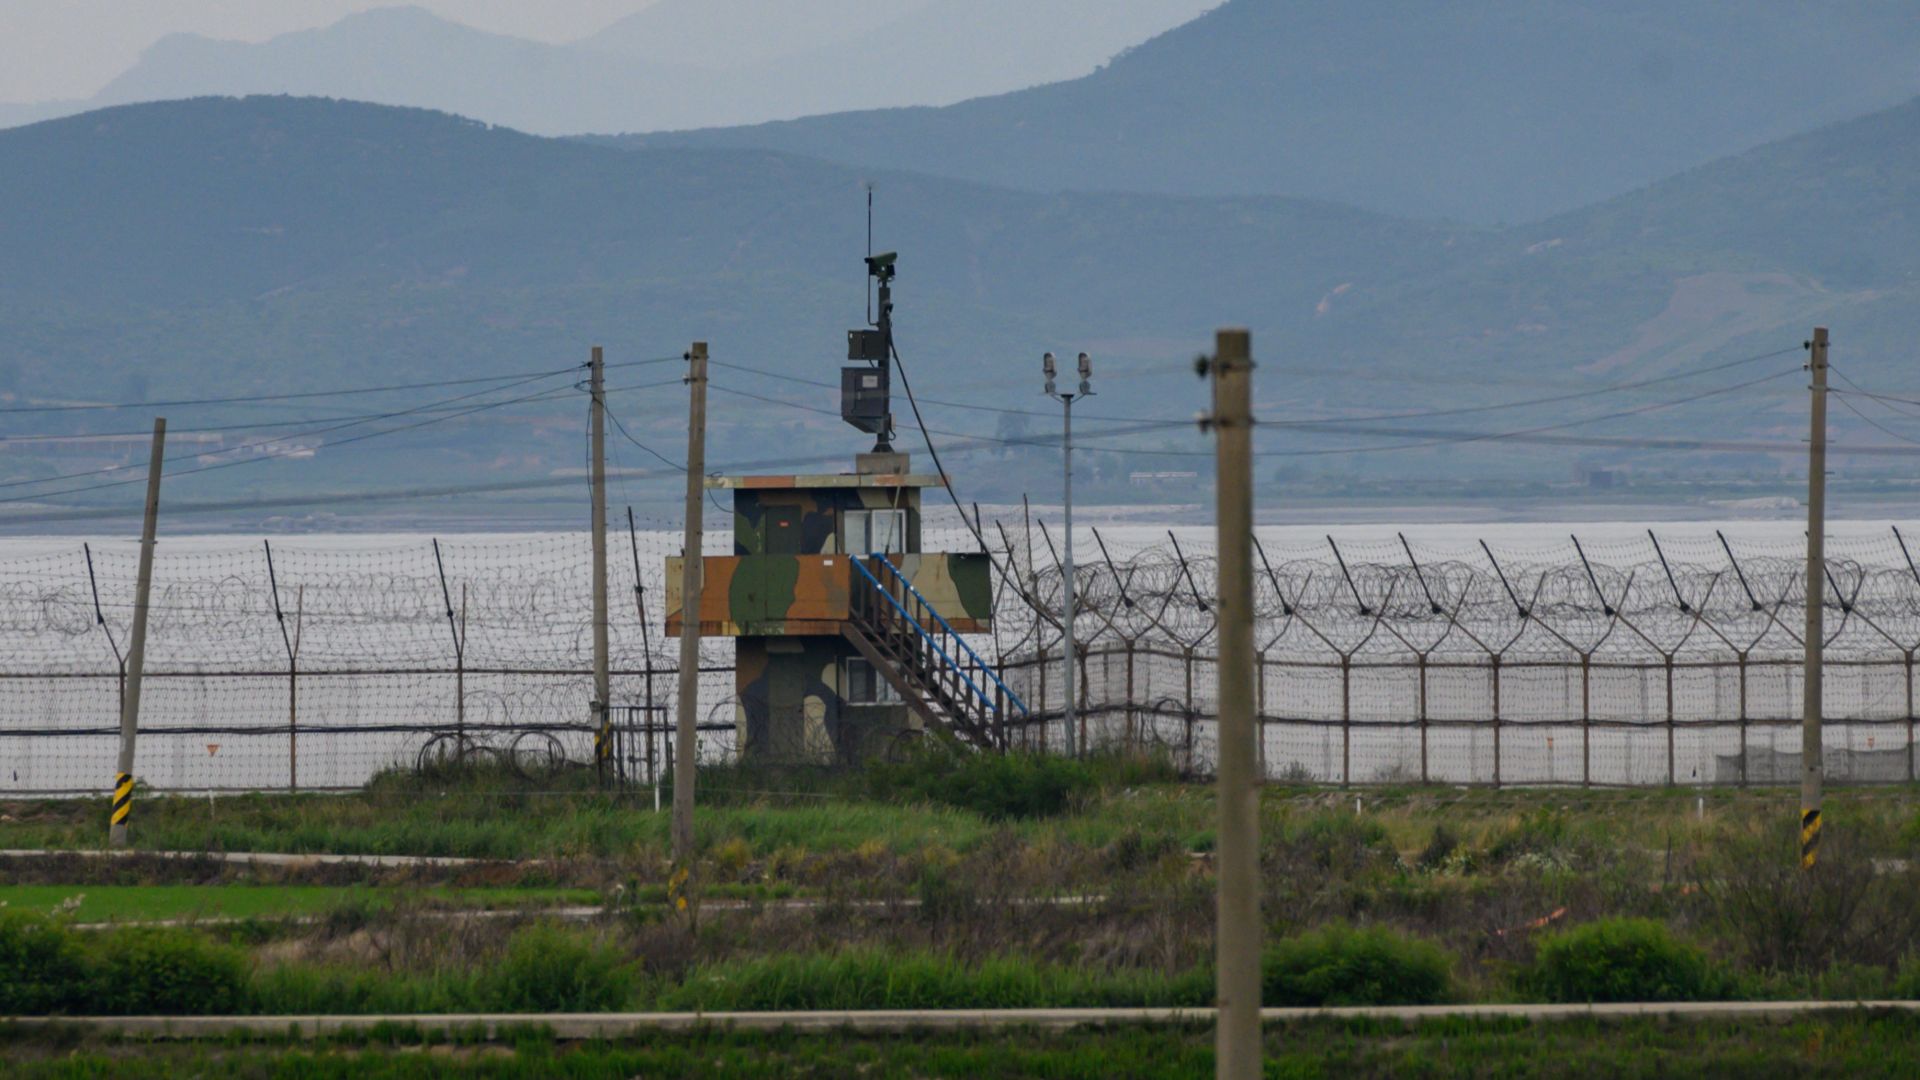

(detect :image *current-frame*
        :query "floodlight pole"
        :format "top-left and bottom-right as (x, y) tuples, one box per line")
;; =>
(1045, 353), (1092, 756)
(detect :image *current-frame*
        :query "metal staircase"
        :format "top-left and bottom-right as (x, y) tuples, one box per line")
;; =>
(845, 555), (1028, 749)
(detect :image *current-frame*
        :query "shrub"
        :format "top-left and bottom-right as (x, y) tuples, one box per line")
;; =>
(1692, 823), (1920, 973)
(1893, 956), (1920, 1001)
(1482, 803), (1574, 860)
(90, 927), (248, 1015)
(1271, 814), (1393, 874)
(864, 750), (1099, 819)
(1414, 825), (1461, 872)
(0, 911), (90, 1014)
(1262, 924), (1454, 1006)
(479, 924), (637, 1012)
(1523, 917), (1725, 1003)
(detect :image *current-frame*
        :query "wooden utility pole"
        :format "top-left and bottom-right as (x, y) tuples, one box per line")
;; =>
(110, 418), (165, 848)
(1801, 326), (1828, 870)
(590, 346), (613, 785)
(1206, 329), (1260, 1078)
(673, 342), (708, 861)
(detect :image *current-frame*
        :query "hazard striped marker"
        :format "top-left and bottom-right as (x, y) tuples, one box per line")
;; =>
(110, 772), (134, 828)
(1800, 807), (1821, 870)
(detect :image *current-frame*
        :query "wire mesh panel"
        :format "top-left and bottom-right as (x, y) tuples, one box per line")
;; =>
(0, 530), (740, 795)
(10, 524), (1920, 792)
(989, 525), (1920, 787)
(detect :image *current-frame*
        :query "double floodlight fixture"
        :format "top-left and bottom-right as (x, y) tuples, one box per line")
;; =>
(1043, 351), (1093, 400)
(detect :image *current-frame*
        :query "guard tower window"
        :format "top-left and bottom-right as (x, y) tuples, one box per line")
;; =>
(844, 658), (901, 705)
(843, 508), (905, 555)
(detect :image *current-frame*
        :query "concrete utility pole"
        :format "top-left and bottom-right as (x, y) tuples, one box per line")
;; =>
(673, 342), (709, 862)
(1205, 329), (1260, 1078)
(1801, 326), (1828, 870)
(110, 418), (165, 848)
(590, 346), (612, 785)
(1044, 352), (1092, 755)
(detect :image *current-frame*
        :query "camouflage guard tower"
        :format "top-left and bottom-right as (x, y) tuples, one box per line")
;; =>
(664, 251), (1027, 763)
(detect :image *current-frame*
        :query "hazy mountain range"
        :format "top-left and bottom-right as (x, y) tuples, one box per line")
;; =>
(634, 0), (1920, 222)
(5, 0), (1920, 520)
(0, 1), (1218, 137)
(3, 87), (1917, 516)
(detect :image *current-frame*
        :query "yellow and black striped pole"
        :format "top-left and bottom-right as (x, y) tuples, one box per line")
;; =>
(1800, 329), (1828, 871)
(1800, 807), (1821, 870)
(110, 772), (134, 832)
(594, 700), (613, 769)
(110, 418), (166, 849)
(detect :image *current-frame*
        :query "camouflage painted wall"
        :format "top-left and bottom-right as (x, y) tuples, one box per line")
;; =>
(662, 476), (983, 765)
(733, 486), (922, 556)
(734, 636), (920, 764)
(665, 554), (992, 635)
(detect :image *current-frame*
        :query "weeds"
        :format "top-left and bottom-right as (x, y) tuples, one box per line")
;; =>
(657, 948), (1211, 1011)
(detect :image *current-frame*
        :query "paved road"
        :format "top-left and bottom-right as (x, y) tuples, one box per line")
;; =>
(9, 1001), (1918, 1039)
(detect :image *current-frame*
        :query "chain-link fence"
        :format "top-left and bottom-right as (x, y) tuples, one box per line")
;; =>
(988, 525), (1920, 786)
(0, 530), (739, 793)
(8, 524), (1920, 794)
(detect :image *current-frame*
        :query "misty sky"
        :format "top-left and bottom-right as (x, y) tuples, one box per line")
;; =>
(0, 1), (653, 101)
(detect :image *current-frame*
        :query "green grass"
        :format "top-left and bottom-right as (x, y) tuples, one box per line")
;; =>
(6, 1014), (1920, 1077)
(4, 772), (1911, 865)
(0, 791), (992, 861)
(658, 949), (1212, 1011)
(0, 884), (598, 923)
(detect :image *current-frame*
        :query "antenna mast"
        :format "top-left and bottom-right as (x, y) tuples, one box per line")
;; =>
(842, 190), (897, 453)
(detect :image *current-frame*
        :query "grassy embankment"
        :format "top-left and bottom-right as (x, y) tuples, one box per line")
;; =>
(5, 753), (1920, 1018)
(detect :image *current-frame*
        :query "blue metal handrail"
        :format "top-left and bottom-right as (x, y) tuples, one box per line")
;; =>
(852, 555), (1031, 719)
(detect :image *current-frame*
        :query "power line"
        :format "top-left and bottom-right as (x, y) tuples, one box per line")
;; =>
(0, 376), (680, 449)
(1062, 365), (1804, 459)
(0, 356), (679, 415)
(0, 372), (691, 498)
(0, 369), (583, 503)
(0, 374), (687, 507)
(713, 365), (1809, 461)
(706, 379), (1185, 448)
(1834, 392), (1920, 448)
(710, 344), (1801, 429)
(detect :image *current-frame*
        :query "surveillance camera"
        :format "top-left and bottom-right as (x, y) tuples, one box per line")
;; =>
(865, 251), (898, 273)
(1042, 352), (1057, 379)
(1077, 352), (1092, 378)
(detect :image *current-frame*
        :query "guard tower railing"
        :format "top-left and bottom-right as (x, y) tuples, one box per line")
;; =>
(849, 554), (1029, 748)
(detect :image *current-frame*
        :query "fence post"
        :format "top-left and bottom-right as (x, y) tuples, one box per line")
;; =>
(1665, 654), (1676, 787)
(1076, 644), (1087, 756)
(1738, 652), (1750, 788)
(1125, 641), (1137, 754)
(431, 539), (466, 753)
(1339, 654), (1352, 787)
(263, 540), (302, 792)
(1038, 646), (1049, 753)
(291, 586), (303, 790)
(1581, 653), (1591, 787)
(1491, 653), (1503, 788)
(1184, 648), (1197, 771)
(1418, 653), (1429, 784)
(1255, 649), (1267, 781)
(1908, 650), (1916, 784)
(457, 584), (468, 747)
